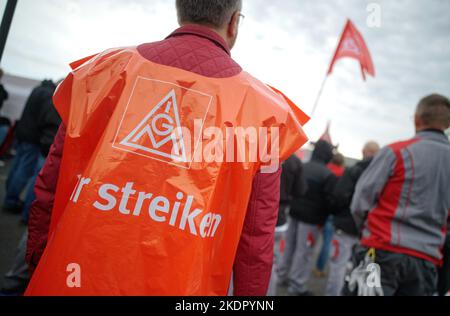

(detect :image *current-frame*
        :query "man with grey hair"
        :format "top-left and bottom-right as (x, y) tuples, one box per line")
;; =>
(175, 0), (243, 52)
(26, 0), (299, 296)
(349, 94), (450, 296)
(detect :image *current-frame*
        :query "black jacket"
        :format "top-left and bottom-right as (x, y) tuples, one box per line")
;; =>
(290, 141), (337, 225)
(38, 98), (62, 156)
(278, 155), (307, 227)
(0, 84), (8, 111)
(332, 158), (373, 236)
(16, 80), (59, 153)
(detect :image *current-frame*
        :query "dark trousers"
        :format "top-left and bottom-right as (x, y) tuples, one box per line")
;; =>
(345, 246), (438, 296)
(4, 142), (40, 209)
(438, 240), (450, 296)
(21, 155), (46, 223)
(316, 216), (334, 272)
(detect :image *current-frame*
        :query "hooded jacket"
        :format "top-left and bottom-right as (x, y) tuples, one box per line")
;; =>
(290, 140), (337, 225)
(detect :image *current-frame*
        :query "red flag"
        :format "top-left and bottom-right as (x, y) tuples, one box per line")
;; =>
(328, 19), (375, 80)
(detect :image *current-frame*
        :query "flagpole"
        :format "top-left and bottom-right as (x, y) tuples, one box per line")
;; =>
(310, 19), (349, 118)
(0, 0), (18, 62)
(310, 73), (329, 118)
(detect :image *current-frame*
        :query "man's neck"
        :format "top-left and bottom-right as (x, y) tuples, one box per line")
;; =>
(210, 28), (229, 46)
(181, 23), (230, 49)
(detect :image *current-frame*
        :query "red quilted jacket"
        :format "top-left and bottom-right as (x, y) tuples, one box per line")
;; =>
(26, 25), (281, 296)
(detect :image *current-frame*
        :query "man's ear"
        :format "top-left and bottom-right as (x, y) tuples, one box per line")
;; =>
(414, 115), (422, 130)
(227, 11), (240, 38)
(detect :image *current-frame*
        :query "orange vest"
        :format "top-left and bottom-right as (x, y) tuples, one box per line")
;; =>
(25, 48), (309, 296)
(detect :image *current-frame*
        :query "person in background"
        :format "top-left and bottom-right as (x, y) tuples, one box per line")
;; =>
(325, 141), (380, 296)
(350, 94), (450, 296)
(327, 153), (345, 178)
(2, 80), (56, 214)
(315, 153), (346, 278)
(438, 230), (450, 296)
(0, 68), (8, 107)
(0, 84), (61, 296)
(278, 140), (337, 296)
(21, 90), (62, 223)
(0, 68), (10, 148)
(268, 154), (307, 296)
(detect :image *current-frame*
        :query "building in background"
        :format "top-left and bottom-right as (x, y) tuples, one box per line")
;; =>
(0, 74), (39, 122)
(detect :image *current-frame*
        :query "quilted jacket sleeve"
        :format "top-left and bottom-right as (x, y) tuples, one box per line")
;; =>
(233, 168), (281, 296)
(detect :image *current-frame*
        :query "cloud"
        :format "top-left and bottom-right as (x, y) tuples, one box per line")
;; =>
(239, 0), (450, 157)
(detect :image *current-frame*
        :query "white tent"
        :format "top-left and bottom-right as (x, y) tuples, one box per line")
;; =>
(1, 73), (39, 122)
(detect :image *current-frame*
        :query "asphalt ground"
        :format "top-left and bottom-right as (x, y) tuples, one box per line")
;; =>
(0, 160), (27, 291)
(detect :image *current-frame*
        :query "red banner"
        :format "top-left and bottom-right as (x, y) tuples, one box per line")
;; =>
(328, 19), (375, 80)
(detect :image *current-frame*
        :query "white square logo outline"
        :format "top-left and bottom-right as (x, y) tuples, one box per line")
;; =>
(112, 76), (213, 170)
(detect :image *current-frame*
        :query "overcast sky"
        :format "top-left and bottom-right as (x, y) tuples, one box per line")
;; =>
(1, 0), (449, 158)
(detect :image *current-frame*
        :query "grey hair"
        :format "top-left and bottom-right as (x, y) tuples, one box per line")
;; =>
(176, 0), (242, 29)
(416, 94), (450, 129)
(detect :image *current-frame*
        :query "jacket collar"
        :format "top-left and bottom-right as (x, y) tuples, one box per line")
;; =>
(167, 25), (231, 56)
(421, 128), (446, 135)
(417, 130), (450, 145)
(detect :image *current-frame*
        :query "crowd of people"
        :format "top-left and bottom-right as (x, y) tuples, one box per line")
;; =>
(271, 94), (450, 296)
(0, 0), (449, 297)
(0, 71), (61, 295)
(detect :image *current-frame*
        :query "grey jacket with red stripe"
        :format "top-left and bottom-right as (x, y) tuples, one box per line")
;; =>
(351, 130), (450, 265)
